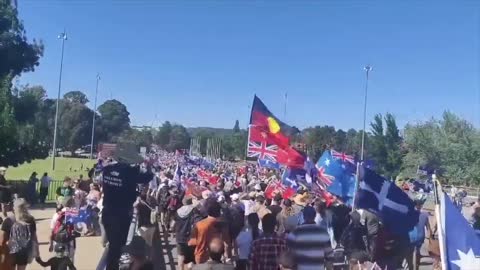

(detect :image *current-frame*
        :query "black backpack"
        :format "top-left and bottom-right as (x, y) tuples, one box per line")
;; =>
(9, 221), (32, 254)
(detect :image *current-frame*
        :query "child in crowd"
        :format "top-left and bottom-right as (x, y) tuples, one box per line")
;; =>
(36, 244), (76, 270)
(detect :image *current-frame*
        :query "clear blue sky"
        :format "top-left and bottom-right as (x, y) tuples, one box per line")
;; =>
(16, 0), (480, 130)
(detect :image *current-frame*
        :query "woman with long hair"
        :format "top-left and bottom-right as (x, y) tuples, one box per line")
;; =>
(8, 198), (39, 270)
(235, 213), (260, 270)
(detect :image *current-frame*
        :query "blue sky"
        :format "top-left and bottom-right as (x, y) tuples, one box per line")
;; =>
(16, 1), (480, 130)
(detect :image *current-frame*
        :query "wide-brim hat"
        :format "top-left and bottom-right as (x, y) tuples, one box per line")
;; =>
(293, 193), (308, 207)
(111, 143), (144, 164)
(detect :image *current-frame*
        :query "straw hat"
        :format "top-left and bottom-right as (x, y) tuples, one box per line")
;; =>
(293, 193), (309, 207)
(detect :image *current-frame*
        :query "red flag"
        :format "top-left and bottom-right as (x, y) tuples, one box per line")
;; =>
(185, 180), (208, 198)
(208, 175), (219, 186)
(249, 125), (290, 149)
(264, 180), (296, 200)
(197, 170), (211, 180)
(276, 146), (305, 168)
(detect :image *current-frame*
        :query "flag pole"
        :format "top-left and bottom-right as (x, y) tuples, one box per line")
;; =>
(360, 65), (372, 161)
(433, 174), (447, 270)
(352, 162), (361, 209)
(284, 92), (288, 122)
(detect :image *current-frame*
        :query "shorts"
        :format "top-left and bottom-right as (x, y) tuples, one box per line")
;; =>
(11, 250), (29, 266)
(177, 243), (195, 264)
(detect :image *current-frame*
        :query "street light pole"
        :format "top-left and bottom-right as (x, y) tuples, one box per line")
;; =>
(90, 73), (100, 159)
(360, 65), (372, 162)
(52, 31), (68, 171)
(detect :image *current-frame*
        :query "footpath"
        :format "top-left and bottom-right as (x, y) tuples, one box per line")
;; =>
(30, 208), (177, 270)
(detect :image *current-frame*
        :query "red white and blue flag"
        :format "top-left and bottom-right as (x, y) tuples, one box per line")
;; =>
(315, 149), (356, 206)
(247, 140), (279, 162)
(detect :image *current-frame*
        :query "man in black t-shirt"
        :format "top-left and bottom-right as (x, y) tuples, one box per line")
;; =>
(101, 144), (153, 270)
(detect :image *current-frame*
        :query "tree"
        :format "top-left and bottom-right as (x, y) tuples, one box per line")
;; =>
(57, 101), (93, 153)
(334, 129), (347, 152)
(117, 128), (154, 149)
(154, 121), (172, 148)
(233, 120), (240, 133)
(0, 0), (43, 81)
(369, 114), (388, 175)
(167, 124), (190, 151)
(0, 1), (44, 166)
(303, 125), (336, 161)
(400, 111), (480, 185)
(384, 113), (403, 177)
(64, 91), (89, 104)
(97, 99), (131, 141)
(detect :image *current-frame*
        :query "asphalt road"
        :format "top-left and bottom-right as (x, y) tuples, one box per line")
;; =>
(28, 207), (442, 270)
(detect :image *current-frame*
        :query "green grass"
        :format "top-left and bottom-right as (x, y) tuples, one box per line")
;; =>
(5, 157), (95, 181)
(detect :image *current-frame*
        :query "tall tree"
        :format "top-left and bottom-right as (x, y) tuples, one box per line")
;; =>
(167, 124), (190, 151)
(57, 101), (93, 153)
(97, 99), (131, 141)
(154, 121), (172, 148)
(369, 114), (388, 175)
(384, 113), (403, 177)
(0, 1), (44, 166)
(64, 91), (89, 104)
(233, 120), (240, 133)
(0, 0), (43, 80)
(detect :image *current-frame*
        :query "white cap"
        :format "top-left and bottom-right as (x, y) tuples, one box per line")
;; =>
(230, 193), (240, 201)
(0, 167), (6, 171)
(254, 184), (261, 191)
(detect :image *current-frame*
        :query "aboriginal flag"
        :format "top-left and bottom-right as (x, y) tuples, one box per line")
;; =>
(249, 95), (299, 148)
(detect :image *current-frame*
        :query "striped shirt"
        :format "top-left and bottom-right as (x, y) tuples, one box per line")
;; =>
(287, 223), (332, 270)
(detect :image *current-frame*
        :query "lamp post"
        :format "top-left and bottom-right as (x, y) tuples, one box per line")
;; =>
(90, 73), (100, 159)
(52, 31), (68, 171)
(360, 65), (372, 161)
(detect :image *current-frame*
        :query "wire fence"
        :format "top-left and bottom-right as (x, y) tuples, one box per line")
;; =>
(8, 180), (65, 202)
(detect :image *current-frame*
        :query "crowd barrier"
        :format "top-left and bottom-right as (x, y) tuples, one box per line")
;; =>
(7, 180), (64, 202)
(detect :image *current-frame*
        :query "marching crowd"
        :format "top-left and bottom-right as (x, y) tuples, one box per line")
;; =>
(1, 146), (479, 270)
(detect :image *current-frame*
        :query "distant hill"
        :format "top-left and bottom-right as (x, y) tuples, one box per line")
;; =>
(187, 127), (245, 137)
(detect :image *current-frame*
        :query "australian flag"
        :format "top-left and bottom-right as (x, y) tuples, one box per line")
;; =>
(315, 149), (356, 205)
(258, 158), (280, 170)
(357, 166), (419, 234)
(440, 190), (480, 270)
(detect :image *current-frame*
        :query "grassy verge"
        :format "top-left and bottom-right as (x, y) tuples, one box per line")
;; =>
(5, 157), (95, 181)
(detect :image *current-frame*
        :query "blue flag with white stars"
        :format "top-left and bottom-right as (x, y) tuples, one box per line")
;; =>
(315, 149), (356, 205)
(440, 190), (480, 269)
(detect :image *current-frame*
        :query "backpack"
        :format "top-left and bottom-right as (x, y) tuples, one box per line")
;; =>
(52, 212), (75, 243)
(9, 221), (32, 254)
(175, 209), (196, 244)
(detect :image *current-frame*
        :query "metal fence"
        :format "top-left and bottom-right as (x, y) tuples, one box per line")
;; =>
(8, 180), (64, 202)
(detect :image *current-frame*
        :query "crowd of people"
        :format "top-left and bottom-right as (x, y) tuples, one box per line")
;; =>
(0, 146), (479, 270)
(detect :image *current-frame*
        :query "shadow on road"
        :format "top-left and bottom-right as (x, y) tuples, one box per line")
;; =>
(153, 226), (177, 270)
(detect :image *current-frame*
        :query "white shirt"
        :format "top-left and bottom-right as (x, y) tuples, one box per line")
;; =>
(241, 200), (255, 216)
